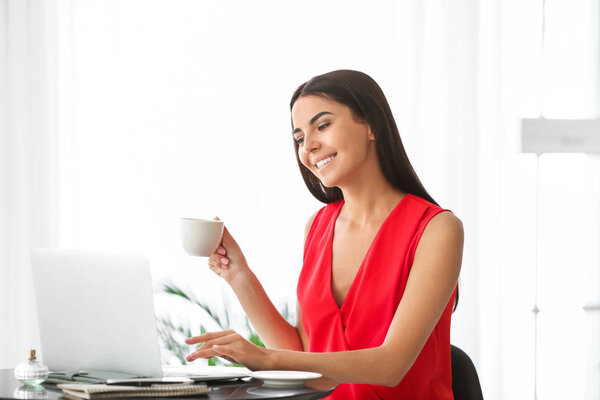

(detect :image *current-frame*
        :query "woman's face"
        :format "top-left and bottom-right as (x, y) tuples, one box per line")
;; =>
(291, 95), (375, 188)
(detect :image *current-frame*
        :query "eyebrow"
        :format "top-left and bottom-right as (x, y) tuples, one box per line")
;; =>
(292, 111), (332, 134)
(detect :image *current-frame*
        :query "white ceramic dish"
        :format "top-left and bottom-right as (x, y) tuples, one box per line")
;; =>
(249, 370), (322, 388)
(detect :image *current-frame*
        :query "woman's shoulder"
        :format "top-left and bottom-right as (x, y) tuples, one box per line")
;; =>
(424, 210), (463, 236)
(410, 197), (463, 245)
(404, 193), (462, 235)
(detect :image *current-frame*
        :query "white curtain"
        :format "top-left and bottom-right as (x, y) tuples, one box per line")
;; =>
(2, 1), (572, 399)
(0, 0), (59, 366)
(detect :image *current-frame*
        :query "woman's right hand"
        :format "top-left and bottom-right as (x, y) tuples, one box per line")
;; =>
(207, 217), (251, 285)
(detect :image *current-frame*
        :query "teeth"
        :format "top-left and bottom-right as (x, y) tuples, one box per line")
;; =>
(316, 154), (336, 169)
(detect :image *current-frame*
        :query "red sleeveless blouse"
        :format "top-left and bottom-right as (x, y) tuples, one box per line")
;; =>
(297, 194), (455, 399)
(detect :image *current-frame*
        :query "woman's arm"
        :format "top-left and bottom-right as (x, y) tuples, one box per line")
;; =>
(203, 212), (317, 351)
(227, 268), (303, 350)
(188, 211), (463, 387)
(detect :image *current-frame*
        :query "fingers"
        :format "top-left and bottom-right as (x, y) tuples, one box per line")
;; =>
(193, 333), (240, 352)
(212, 344), (235, 358)
(211, 216), (235, 257)
(185, 331), (243, 363)
(186, 346), (219, 362)
(208, 252), (228, 265)
(209, 217), (228, 268)
(208, 264), (226, 279)
(186, 343), (237, 363)
(187, 346), (237, 363)
(185, 330), (235, 345)
(208, 252), (229, 270)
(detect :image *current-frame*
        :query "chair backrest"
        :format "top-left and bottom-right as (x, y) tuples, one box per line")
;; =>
(451, 345), (484, 400)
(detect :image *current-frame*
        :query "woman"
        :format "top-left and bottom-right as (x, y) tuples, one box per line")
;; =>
(185, 70), (463, 399)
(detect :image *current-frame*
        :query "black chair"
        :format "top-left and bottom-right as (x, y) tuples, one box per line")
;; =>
(451, 345), (484, 400)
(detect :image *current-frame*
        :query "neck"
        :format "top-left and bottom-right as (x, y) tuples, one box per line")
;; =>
(336, 157), (405, 228)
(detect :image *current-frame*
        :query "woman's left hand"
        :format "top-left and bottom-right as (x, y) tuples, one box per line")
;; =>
(185, 330), (275, 371)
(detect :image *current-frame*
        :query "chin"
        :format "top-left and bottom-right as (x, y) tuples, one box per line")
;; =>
(313, 167), (343, 189)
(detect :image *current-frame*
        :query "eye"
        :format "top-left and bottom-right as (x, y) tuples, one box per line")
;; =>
(318, 122), (330, 131)
(295, 136), (304, 145)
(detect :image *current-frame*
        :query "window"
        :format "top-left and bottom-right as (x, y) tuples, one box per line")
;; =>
(519, 1), (600, 398)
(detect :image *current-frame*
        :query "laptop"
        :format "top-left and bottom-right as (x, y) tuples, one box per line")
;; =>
(31, 248), (249, 382)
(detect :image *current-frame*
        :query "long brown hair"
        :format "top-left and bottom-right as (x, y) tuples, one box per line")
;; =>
(290, 69), (438, 206)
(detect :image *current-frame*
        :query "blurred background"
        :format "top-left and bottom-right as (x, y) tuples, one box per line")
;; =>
(1, 0), (599, 399)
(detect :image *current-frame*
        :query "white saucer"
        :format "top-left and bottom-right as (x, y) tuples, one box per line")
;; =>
(249, 370), (322, 388)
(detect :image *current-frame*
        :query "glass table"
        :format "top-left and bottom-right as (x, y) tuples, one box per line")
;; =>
(0, 369), (336, 400)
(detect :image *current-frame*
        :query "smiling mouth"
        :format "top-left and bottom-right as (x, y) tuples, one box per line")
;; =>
(316, 154), (337, 169)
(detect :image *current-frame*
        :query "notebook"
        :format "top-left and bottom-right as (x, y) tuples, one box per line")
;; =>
(58, 383), (209, 399)
(31, 248), (250, 382)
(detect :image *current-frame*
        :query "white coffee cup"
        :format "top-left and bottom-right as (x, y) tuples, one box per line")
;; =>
(180, 218), (224, 257)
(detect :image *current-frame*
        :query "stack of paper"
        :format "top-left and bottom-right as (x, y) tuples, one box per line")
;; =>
(57, 383), (209, 399)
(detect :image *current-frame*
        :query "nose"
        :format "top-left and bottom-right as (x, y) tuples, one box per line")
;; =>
(300, 131), (320, 154)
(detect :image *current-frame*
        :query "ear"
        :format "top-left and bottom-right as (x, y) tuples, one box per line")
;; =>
(368, 126), (376, 141)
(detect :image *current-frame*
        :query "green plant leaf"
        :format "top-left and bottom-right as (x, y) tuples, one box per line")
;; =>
(249, 333), (265, 348)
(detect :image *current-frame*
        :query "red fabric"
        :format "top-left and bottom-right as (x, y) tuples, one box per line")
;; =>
(297, 194), (455, 400)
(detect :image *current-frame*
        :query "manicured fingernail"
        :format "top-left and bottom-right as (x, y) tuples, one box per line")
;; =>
(217, 248), (226, 255)
(221, 258), (228, 264)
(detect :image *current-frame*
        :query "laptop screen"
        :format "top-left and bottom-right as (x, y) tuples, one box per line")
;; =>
(31, 248), (163, 377)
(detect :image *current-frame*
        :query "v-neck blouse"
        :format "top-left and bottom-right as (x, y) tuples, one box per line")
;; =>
(297, 193), (455, 400)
